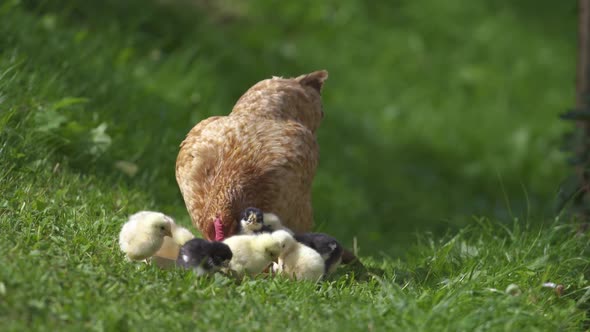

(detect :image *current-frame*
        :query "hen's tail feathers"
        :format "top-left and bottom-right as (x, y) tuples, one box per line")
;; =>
(296, 70), (328, 94)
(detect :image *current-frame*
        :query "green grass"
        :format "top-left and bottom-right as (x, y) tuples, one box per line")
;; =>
(1, 0), (588, 330)
(1, 174), (589, 330)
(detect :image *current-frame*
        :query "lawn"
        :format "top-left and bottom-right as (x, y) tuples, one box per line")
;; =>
(1, 0), (589, 330)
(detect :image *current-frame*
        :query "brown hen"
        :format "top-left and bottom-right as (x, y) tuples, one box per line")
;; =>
(176, 70), (327, 241)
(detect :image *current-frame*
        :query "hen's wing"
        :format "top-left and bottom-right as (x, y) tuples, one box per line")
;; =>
(207, 117), (318, 235)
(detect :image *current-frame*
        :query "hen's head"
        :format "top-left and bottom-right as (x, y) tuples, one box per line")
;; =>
(231, 70), (328, 133)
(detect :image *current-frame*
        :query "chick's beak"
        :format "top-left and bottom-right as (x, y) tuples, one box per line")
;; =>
(247, 212), (257, 224)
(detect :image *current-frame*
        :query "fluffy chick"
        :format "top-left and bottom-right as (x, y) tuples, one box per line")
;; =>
(176, 70), (328, 241)
(294, 233), (343, 274)
(172, 222), (196, 244)
(271, 230), (324, 282)
(238, 207), (265, 234)
(176, 238), (233, 276)
(238, 207), (293, 235)
(262, 212), (293, 234)
(223, 233), (282, 277)
(153, 222), (196, 261)
(119, 211), (172, 262)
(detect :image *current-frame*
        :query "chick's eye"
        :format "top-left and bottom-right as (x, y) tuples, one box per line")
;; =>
(160, 226), (165, 230)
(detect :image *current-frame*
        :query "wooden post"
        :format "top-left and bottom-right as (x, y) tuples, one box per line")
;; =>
(574, 0), (590, 220)
(560, 0), (590, 221)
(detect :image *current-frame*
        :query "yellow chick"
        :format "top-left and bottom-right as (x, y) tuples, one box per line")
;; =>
(271, 230), (324, 282)
(171, 222), (196, 244)
(119, 211), (173, 262)
(152, 221), (196, 265)
(262, 213), (293, 234)
(223, 233), (282, 277)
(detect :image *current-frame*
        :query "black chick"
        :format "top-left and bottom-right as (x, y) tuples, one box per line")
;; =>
(294, 233), (343, 274)
(176, 238), (233, 276)
(238, 207), (275, 234)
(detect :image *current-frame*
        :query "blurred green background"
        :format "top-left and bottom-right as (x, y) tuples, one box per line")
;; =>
(0, 0), (576, 256)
